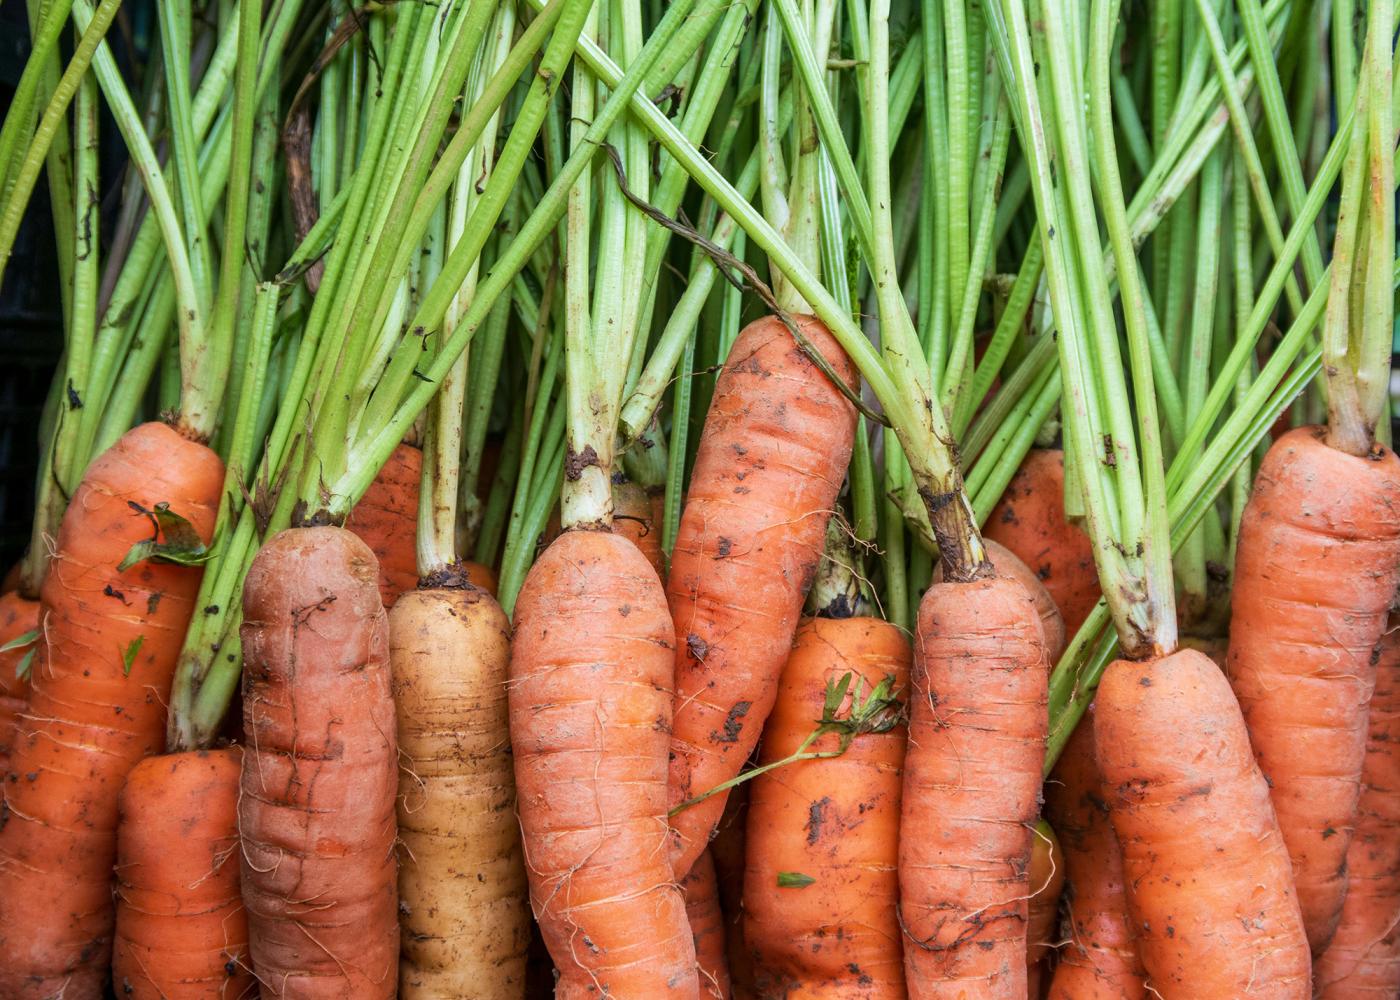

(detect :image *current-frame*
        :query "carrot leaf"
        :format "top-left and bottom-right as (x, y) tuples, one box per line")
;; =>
(777, 871), (816, 888)
(122, 636), (144, 676)
(118, 501), (212, 571)
(0, 628), (38, 654)
(15, 647), (35, 682)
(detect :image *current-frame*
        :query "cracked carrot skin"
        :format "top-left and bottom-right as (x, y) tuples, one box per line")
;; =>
(744, 616), (909, 999)
(1228, 426), (1400, 952)
(685, 850), (732, 1000)
(1094, 647), (1311, 998)
(347, 442), (422, 609)
(112, 748), (252, 1000)
(510, 530), (698, 1000)
(667, 315), (857, 881)
(1045, 706), (1146, 1000)
(0, 590), (39, 776)
(985, 449), (1100, 636)
(1314, 616), (1400, 997)
(0, 421), (223, 999)
(239, 526), (399, 999)
(390, 585), (529, 999)
(899, 576), (1049, 999)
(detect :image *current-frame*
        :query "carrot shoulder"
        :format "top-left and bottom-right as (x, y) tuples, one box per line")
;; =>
(1313, 615), (1400, 997)
(899, 576), (1048, 998)
(1094, 647), (1311, 997)
(0, 421), (222, 998)
(347, 442), (423, 608)
(1045, 707), (1146, 1000)
(239, 526), (399, 998)
(1228, 426), (1400, 951)
(985, 448), (1099, 635)
(667, 315), (857, 879)
(391, 586), (530, 998)
(684, 850), (732, 1000)
(745, 616), (908, 998)
(113, 748), (251, 999)
(511, 530), (698, 998)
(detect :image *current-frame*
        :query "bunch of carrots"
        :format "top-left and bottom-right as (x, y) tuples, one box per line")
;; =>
(0, 0), (1396, 998)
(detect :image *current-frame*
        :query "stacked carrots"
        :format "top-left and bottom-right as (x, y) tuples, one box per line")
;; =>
(0, 1), (1395, 998)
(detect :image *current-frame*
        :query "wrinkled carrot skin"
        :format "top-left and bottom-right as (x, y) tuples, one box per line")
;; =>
(1314, 617), (1400, 997)
(899, 577), (1048, 998)
(0, 422), (222, 998)
(667, 316), (857, 880)
(614, 479), (666, 580)
(745, 617), (909, 999)
(239, 526), (399, 998)
(1045, 708), (1146, 1000)
(0, 590), (38, 775)
(112, 748), (251, 1000)
(1026, 819), (1065, 998)
(711, 782), (756, 1000)
(390, 586), (529, 998)
(347, 442), (422, 609)
(1228, 426), (1400, 952)
(685, 850), (732, 1000)
(1095, 648), (1311, 997)
(936, 539), (1066, 660)
(511, 530), (698, 999)
(985, 449), (1100, 635)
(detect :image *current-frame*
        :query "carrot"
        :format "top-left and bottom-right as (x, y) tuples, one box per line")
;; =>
(238, 525), (399, 997)
(0, 421), (223, 997)
(0, 590), (38, 776)
(711, 782), (756, 1000)
(112, 748), (251, 999)
(390, 584), (530, 998)
(936, 537), (1066, 660)
(510, 529), (697, 998)
(347, 441), (423, 608)
(1313, 615), (1400, 997)
(613, 478), (666, 580)
(1045, 707), (1147, 1000)
(1093, 647), (1312, 996)
(744, 616), (908, 998)
(899, 575), (1048, 998)
(984, 449), (1100, 635)
(668, 315), (857, 879)
(684, 850), (732, 1000)
(1026, 819), (1065, 999)
(2, 560), (22, 593)
(1227, 426), (1400, 951)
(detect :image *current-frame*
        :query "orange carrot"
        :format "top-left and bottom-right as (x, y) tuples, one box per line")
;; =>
(390, 584), (529, 997)
(1045, 707), (1146, 1000)
(511, 530), (698, 998)
(985, 449), (1100, 635)
(1228, 426), (1400, 951)
(238, 526), (399, 997)
(1314, 615), (1400, 997)
(112, 748), (251, 999)
(1026, 819), (1065, 998)
(2, 560), (22, 594)
(711, 782), (755, 1000)
(613, 478), (666, 580)
(899, 576), (1048, 998)
(685, 850), (732, 1000)
(744, 616), (908, 998)
(1094, 647), (1312, 995)
(347, 441), (422, 608)
(667, 316), (857, 879)
(0, 422), (222, 997)
(936, 538), (1066, 660)
(0, 590), (38, 776)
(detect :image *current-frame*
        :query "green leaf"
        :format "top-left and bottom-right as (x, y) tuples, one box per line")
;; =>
(16, 647), (35, 681)
(118, 502), (213, 572)
(0, 628), (38, 654)
(777, 871), (815, 889)
(122, 636), (145, 676)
